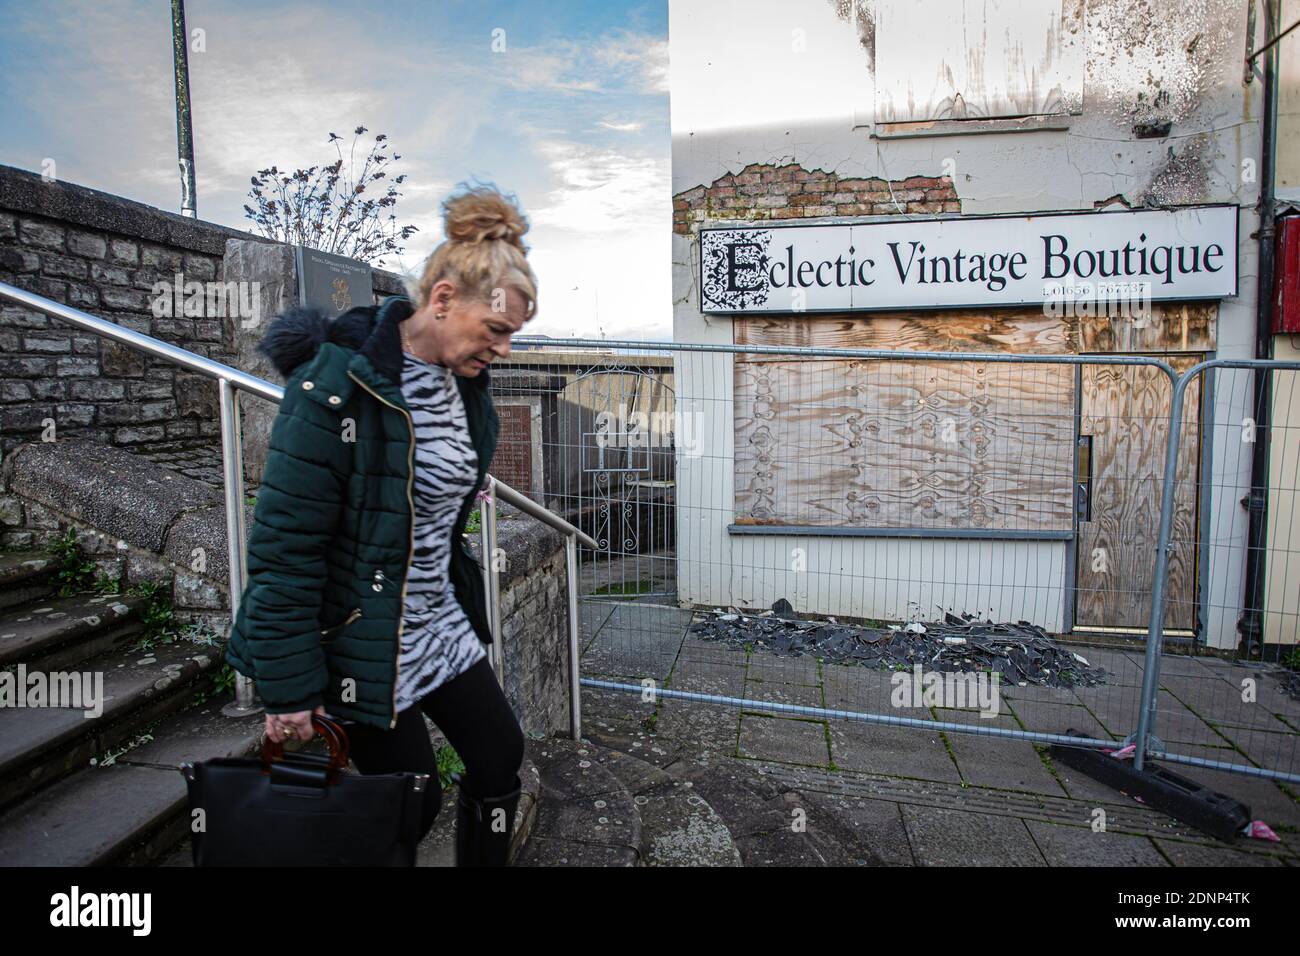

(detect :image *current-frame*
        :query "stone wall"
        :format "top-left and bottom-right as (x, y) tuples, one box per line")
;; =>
(0, 163), (406, 462)
(2, 440), (575, 738)
(470, 510), (573, 737)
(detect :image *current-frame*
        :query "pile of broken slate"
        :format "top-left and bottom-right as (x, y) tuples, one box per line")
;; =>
(689, 599), (1108, 689)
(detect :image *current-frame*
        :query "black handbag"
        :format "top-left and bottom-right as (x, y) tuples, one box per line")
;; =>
(178, 714), (431, 866)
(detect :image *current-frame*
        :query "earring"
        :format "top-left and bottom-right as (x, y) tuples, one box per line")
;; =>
(434, 312), (446, 321)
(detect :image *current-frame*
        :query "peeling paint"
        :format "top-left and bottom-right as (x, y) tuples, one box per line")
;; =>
(828, 0), (874, 74)
(1086, 0), (1233, 127)
(1137, 134), (1214, 206)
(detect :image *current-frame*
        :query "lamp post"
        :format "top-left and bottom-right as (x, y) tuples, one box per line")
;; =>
(170, 0), (197, 218)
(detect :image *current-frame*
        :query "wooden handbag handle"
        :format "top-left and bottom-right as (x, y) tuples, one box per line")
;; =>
(261, 714), (351, 781)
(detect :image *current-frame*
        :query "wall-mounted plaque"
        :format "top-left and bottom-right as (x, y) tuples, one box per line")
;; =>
(492, 400), (544, 501)
(295, 245), (375, 317)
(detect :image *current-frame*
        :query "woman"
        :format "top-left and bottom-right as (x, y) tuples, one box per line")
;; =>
(225, 185), (538, 866)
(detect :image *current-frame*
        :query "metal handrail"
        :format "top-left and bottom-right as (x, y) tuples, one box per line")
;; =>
(0, 280), (591, 739)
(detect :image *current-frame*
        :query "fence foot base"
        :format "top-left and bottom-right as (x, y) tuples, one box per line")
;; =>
(1049, 729), (1252, 842)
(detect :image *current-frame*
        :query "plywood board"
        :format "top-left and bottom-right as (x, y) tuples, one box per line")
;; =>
(733, 303), (1216, 356)
(1075, 358), (1201, 630)
(734, 359), (1075, 532)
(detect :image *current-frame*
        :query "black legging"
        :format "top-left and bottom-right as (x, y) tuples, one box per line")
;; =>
(342, 656), (524, 841)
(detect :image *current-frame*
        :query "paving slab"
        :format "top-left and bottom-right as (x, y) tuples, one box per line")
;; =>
(1153, 838), (1289, 866)
(738, 713), (829, 767)
(1024, 819), (1169, 866)
(935, 710), (1067, 796)
(653, 699), (741, 755)
(1001, 698), (1115, 741)
(740, 677), (823, 716)
(901, 804), (1046, 866)
(827, 720), (963, 783)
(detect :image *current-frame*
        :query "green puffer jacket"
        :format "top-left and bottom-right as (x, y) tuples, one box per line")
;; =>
(224, 294), (499, 730)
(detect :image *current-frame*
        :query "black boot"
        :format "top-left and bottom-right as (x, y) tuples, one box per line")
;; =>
(453, 773), (521, 867)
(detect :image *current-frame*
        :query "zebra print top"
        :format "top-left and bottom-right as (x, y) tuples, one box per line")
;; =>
(392, 349), (485, 712)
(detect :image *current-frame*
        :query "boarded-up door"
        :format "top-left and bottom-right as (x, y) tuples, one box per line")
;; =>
(1075, 358), (1202, 630)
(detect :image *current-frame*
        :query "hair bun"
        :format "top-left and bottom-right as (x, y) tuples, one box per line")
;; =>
(442, 185), (529, 251)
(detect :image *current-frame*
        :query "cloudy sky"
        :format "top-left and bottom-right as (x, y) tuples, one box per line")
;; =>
(0, 0), (671, 339)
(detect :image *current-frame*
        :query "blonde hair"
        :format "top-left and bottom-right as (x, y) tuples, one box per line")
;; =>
(406, 184), (538, 318)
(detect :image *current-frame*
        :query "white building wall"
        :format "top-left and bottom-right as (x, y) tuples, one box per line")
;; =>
(670, 0), (1262, 641)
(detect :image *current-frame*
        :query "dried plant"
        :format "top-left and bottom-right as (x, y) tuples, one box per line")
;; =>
(243, 126), (418, 266)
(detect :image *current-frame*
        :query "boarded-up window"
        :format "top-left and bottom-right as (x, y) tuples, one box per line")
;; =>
(733, 358), (1075, 532)
(874, 0), (1084, 123)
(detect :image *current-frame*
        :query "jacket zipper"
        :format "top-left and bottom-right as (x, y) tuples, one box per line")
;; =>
(347, 370), (416, 730)
(320, 607), (362, 639)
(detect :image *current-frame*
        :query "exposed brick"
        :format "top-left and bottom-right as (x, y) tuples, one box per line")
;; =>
(803, 205), (834, 217)
(67, 231), (107, 258)
(906, 201), (946, 214)
(679, 186), (705, 203)
(872, 202), (902, 215)
(19, 220), (65, 250)
(943, 200), (961, 213)
(734, 173), (762, 186)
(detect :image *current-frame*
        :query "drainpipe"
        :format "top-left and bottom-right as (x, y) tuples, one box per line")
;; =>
(1237, 0), (1280, 657)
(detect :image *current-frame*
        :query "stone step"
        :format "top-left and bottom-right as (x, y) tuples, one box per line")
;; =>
(0, 699), (264, 866)
(517, 734), (743, 867)
(0, 636), (219, 811)
(582, 723), (885, 866)
(0, 589), (146, 671)
(516, 737), (642, 866)
(0, 551), (56, 612)
(572, 737), (742, 866)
